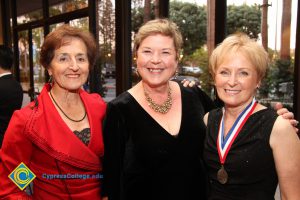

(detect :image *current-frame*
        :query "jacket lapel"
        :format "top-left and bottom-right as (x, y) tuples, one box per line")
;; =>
(26, 85), (102, 171)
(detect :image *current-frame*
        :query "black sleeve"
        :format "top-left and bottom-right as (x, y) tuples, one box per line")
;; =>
(102, 102), (126, 200)
(173, 79), (217, 113)
(192, 86), (217, 113)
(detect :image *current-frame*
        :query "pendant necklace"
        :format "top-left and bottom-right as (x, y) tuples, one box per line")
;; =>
(216, 98), (257, 184)
(49, 90), (87, 122)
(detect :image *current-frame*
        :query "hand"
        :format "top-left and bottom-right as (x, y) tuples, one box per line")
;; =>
(274, 102), (299, 132)
(102, 197), (108, 200)
(181, 79), (196, 87)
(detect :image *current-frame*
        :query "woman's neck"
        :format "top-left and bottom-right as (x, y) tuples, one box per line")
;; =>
(140, 81), (170, 94)
(224, 106), (245, 119)
(223, 98), (255, 119)
(50, 86), (81, 107)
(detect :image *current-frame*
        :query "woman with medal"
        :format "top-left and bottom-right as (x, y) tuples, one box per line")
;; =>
(102, 19), (297, 200)
(203, 33), (300, 199)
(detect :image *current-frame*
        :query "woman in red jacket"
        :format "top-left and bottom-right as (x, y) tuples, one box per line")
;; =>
(0, 25), (106, 199)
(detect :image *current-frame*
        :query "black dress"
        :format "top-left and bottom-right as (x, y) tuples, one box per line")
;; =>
(203, 108), (279, 200)
(102, 83), (215, 200)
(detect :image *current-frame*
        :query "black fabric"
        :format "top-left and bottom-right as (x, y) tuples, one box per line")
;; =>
(0, 74), (23, 146)
(102, 83), (215, 200)
(203, 108), (279, 200)
(73, 127), (91, 145)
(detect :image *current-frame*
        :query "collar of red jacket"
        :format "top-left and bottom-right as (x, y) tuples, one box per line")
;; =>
(24, 83), (104, 171)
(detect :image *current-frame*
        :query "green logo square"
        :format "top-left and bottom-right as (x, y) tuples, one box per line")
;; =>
(8, 162), (36, 190)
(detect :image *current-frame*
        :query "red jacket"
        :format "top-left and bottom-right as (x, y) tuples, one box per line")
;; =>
(0, 84), (106, 199)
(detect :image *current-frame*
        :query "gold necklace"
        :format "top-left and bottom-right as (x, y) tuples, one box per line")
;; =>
(143, 84), (172, 114)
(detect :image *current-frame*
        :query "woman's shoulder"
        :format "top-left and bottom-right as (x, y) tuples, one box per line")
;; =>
(175, 82), (215, 112)
(269, 112), (299, 160)
(109, 91), (133, 106)
(4, 103), (36, 139)
(81, 90), (106, 105)
(79, 90), (107, 118)
(272, 114), (295, 135)
(252, 106), (278, 120)
(14, 101), (37, 119)
(207, 107), (222, 120)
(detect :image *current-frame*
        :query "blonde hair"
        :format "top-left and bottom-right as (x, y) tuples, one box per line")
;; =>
(133, 18), (183, 60)
(209, 33), (269, 80)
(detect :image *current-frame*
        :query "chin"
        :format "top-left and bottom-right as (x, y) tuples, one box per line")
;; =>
(221, 98), (239, 106)
(64, 84), (84, 92)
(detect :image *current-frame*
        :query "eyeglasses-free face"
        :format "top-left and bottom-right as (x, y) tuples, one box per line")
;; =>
(136, 34), (178, 87)
(214, 52), (260, 109)
(48, 37), (89, 92)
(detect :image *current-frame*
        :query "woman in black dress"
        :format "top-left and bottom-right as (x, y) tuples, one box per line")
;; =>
(102, 19), (297, 200)
(102, 19), (215, 200)
(203, 33), (300, 199)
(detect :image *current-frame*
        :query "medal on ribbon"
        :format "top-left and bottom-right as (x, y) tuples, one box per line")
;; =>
(216, 98), (257, 184)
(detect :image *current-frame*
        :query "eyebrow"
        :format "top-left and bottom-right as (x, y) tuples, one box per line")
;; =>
(75, 53), (87, 57)
(140, 47), (173, 51)
(219, 65), (252, 70)
(162, 48), (173, 51)
(56, 52), (87, 56)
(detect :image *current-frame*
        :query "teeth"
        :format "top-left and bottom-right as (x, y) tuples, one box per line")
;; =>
(67, 74), (79, 78)
(149, 68), (163, 72)
(225, 89), (240, 94)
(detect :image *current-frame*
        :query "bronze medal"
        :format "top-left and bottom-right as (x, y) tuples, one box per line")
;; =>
(217, 165), (228, 184)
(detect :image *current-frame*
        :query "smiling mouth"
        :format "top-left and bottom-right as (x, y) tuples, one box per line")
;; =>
(225, 89), (240, 95)
(66, 74), (80, 78)
(147, 68), (164, 73)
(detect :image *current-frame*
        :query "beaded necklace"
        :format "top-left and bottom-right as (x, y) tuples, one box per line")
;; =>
(143, 84), (172, 114)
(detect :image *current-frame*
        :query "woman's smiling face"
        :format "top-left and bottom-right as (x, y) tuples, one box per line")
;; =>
(136, 34), (178, 87)
(214, 52), (260, 109)
(48, 37), (89, 92)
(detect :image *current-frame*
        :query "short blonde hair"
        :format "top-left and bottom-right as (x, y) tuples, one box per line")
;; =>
(209, 33), (269, 80)
(133, 18), (183, 60)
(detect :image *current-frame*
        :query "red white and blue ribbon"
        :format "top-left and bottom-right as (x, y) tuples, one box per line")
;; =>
(217, 98), (257, 165)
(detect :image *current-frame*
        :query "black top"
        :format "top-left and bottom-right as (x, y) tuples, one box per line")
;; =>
(0, 74), (23, 145)
(203, 108), (279, 200)
(102, 83), (215, 200)
(73, 127), (91, 145)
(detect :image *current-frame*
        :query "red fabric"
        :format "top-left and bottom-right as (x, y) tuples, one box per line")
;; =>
(0, 84), (106, 199)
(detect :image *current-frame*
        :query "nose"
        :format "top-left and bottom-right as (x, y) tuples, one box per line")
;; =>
(69, 57), (80, 71)
(228, 73), (238, 86)
(150, 52), (161, 64)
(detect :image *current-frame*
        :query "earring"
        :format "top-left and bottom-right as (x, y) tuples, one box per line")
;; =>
(48, 75), (53, 84)
(173, 70), (179, 79)
(135, 69), (140, 78)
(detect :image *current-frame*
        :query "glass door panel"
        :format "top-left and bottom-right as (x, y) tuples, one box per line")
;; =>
(18, 30), (30, 92)
(32, 27), (45, 93)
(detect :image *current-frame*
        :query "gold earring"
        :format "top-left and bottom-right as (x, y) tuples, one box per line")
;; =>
(135, 69), (140, 77)
(173, 70), (179, 79)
